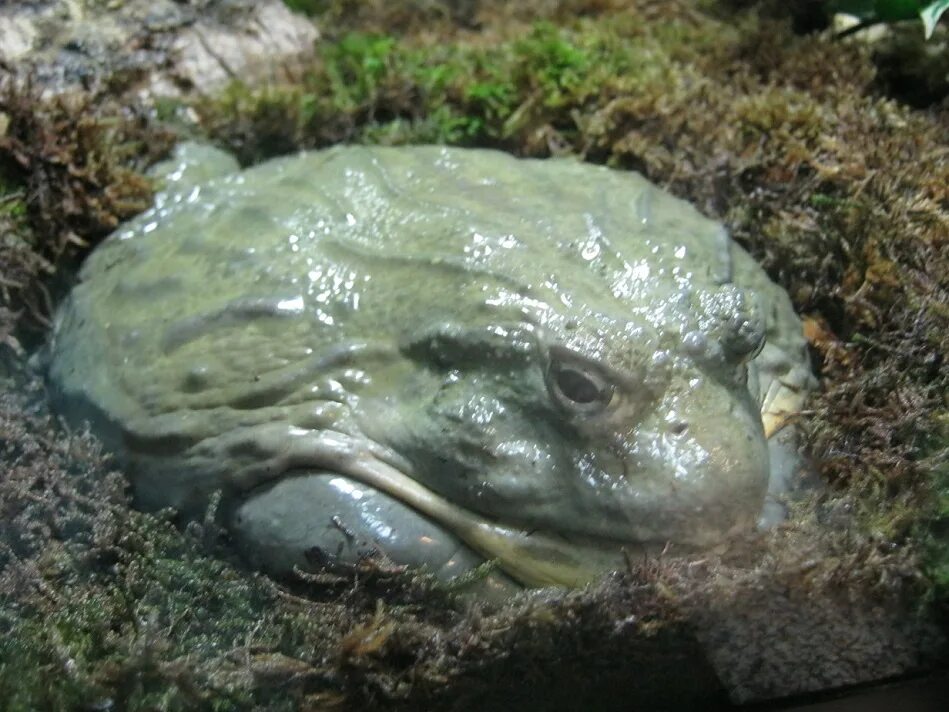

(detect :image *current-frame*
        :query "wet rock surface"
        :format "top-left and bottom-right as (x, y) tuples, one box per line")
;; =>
(0, 0), (318, 99)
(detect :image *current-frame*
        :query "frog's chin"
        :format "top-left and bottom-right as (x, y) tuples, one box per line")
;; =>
(298, 430), (644, 587)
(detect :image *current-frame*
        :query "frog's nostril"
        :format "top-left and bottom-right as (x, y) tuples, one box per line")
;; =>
(670, 422), (689, 437)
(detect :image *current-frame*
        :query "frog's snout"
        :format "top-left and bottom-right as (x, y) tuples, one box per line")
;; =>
(590, 378), (770, 547)
(666, 385), (769, 537)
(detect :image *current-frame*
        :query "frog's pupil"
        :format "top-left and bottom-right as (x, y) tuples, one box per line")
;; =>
(555, 367), (602, 404)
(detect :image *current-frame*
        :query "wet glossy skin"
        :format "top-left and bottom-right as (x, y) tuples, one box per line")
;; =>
(47, 144), (813, 592)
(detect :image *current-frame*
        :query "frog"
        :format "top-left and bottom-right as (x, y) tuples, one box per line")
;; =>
(46, 143), (814, 595)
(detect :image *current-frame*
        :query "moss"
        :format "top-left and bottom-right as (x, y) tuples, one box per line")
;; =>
(923, 419), (949, 610)
(283, 0), (326, 16)
(0, 82), (175, 343)
(1, 0), (948, 708)
(199, 16), (718, 157)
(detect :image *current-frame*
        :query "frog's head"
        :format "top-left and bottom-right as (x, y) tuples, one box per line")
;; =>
(360, 279), (770, 581)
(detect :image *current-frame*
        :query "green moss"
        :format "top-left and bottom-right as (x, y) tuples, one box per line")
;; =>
(200, 16), (715, 157)
(0, 638), (98, 710)
(283, 0), (325, 16)
(0, 178), (26, 220)
(0, 513), (267, 709)
(324, 33), (399, 109)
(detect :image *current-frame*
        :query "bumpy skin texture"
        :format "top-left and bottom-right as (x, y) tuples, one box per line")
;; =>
(48, 145), (813, 589)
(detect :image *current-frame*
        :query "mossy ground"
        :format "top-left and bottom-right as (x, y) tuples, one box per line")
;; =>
(1, 0), (947, 708)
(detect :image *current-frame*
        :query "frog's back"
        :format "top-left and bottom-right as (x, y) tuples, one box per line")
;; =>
(70, 145), (741, 358)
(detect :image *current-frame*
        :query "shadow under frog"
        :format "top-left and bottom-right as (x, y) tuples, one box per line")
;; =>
(45, 143), (815, 596)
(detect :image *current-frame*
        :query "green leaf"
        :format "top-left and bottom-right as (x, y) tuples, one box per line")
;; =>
(920, 0), (949, 37)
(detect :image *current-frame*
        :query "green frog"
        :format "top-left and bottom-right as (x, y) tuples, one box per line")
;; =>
(47, 144), (814, 595)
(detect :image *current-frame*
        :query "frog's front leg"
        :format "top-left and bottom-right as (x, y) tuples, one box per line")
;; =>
(753, 342), (816, 527)
(230, 473), (520, 598)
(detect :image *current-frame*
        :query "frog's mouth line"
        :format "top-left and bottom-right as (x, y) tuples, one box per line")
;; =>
(304, 432), (632, 587)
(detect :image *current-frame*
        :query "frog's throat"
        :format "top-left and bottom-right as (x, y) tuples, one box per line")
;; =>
(302, 433), (625, 587)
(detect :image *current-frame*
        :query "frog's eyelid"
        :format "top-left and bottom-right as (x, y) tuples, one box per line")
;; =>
(544, 351), (618, 415)
(545, 344), (638, 391)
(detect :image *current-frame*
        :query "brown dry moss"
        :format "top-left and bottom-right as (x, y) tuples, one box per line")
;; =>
(0, 81), (175, 340)
(1, 0), (947, 709)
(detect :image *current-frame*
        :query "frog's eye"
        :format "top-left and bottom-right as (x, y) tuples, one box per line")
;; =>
(546, 356), (615, 414)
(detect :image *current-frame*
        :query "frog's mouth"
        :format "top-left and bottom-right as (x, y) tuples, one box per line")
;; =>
(300, 430), (634, 587)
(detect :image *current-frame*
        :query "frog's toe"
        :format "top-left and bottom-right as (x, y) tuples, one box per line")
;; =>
(758, 370), (818, 528)
(760, 366), (812, 438)
(758, 360), (815, 526)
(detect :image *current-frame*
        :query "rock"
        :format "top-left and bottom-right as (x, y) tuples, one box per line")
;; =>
(0, 0), (318, 101)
